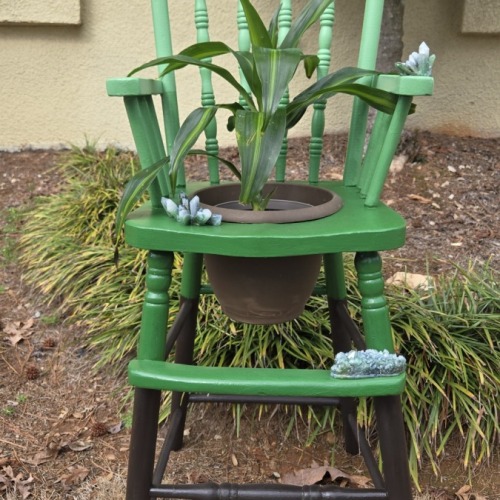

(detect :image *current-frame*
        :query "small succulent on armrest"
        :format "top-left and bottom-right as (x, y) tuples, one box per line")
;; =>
(330, 349), (406, 378)
(396, 42), (436, 77)
(161, 193), (222, 226)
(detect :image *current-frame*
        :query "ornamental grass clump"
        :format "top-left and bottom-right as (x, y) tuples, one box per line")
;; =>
(19, 146), (499, 484)
(18, 145), (153, 366)
(391, 262), (499, 481)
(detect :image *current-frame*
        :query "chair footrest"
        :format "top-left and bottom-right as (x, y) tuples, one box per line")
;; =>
(129, 360), (406, 398)
(150, 482), (388, 499)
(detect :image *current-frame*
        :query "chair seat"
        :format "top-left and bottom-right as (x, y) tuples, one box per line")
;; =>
(129, 359), (406, 398)
(124, 181), (406, 257)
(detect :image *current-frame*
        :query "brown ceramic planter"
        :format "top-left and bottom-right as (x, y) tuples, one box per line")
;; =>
(195, 183), (343, 324)
(195, 182), (342, 223)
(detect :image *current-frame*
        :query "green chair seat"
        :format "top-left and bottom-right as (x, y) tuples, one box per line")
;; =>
(125, 182), (406, 257)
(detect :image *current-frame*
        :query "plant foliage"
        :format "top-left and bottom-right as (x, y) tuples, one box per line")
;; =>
(116, 0), (411, 236)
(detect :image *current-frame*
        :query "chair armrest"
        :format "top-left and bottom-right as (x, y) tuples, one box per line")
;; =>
(106, 77), (163, 97)
(374, 75), (434, 96)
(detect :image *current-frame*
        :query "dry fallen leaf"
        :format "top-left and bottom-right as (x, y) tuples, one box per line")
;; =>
(67, 440), (92, 452)
(3, 319), (35, 346)
(281, 465), (348, 486)
(408, 193), (432, 204)
(454, 484), (488, 500)
(56, 466), (89, 487)
(23, 449), (58, 466)
(349, 474), (372, 488)
(0, 465), (34, 499)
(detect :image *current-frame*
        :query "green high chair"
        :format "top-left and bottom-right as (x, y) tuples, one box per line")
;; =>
(107, 1), (433, 498)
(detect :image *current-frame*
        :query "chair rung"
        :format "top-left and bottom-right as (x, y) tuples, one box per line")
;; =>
(150, 482), (388, 499)
(129, 360), (405, 398)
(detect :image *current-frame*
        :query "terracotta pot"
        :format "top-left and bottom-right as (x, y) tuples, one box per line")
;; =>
(195, 183), (343, 324)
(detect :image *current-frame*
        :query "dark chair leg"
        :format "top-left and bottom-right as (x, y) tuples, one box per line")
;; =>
(374, 395), (413, 500)
(170, 253), (203, 451)
(126, 388), (162, 500)
(328, 298), (360, 455)
(324, 253), (359, 455)
(170, 296), (199, 451)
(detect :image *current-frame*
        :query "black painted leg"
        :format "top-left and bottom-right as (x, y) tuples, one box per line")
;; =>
(328, 298), (360, 455)
(324, 253), (360, 455)
(375, 396), (413, 500)
(126, 388), (161, 500)
(169, 252), (203, 452)
(170, 296), (199, 451)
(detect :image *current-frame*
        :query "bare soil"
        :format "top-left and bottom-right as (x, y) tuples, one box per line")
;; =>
(0, 132), (498, 499)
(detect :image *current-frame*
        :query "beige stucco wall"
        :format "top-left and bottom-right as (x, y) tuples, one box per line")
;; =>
(404, 0), (500, 137)
(0, 0), (498, 151)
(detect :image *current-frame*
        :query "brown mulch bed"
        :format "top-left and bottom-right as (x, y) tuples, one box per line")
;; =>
(0, 132), (498, 499)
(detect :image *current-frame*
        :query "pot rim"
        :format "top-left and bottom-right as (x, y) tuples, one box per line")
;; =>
(193, 182), (343, 224)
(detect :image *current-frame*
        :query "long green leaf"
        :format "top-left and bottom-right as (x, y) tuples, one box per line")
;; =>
(254, 47), (302, 121)
(239, 0), (273, 48)
(170, 107), (218, 184)
(231, 50), (262, 105)
(236, 110), (265, 205)
(291, 66), (376, 105)
(332, 84), (403, 113)
(268, 4), (281, 47)
(287, 83), (414, 129)
(236, 109), (287, 208)
(302, 55), (320, 79)
(160, 55), (256, 110)
(132, 52), (256, 111)
(115, 158), (167, 239)
(286, 67), (379, 127)
(280, 0), (333, 49)
(128, 41), (232, 76)
(189, 149), (241, 180)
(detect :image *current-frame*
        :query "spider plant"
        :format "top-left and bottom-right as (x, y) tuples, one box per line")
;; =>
(116, 0), (411, 236)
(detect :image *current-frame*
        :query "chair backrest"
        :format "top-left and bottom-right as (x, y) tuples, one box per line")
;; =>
(113, 1), (431, 210)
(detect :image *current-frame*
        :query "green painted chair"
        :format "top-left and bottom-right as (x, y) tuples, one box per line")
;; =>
(107, 1), (433, 499)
